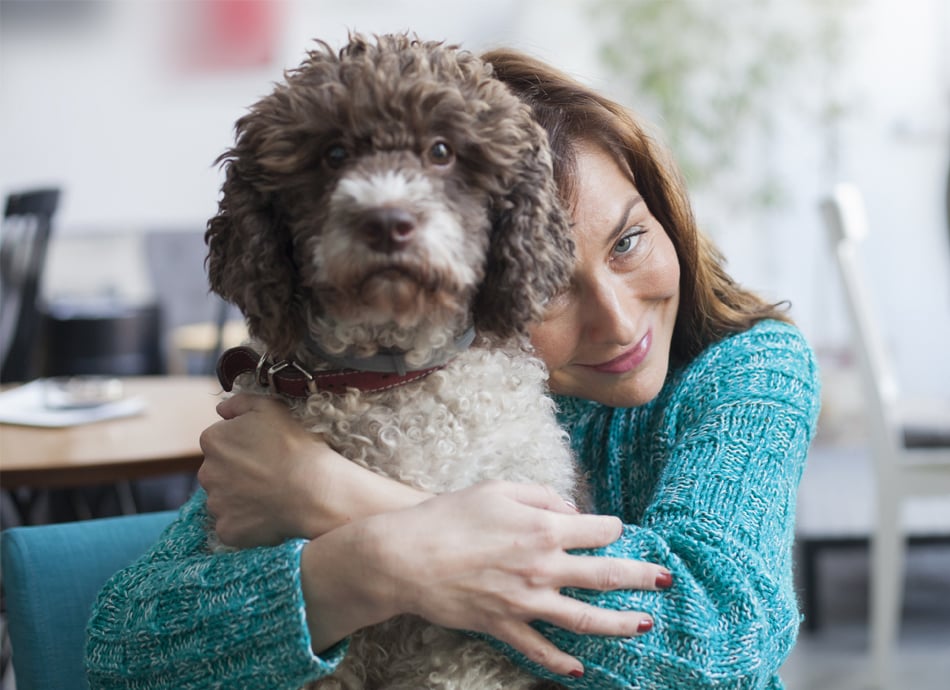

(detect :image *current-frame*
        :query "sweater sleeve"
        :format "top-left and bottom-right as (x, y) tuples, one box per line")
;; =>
(521, 321), (822, 689)
(84, 490), (347, 689)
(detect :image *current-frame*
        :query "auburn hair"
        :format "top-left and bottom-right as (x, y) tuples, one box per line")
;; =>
(481, 48), (790, 365)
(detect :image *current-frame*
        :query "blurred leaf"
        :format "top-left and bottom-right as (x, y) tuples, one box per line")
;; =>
(590, 0), (857, 215)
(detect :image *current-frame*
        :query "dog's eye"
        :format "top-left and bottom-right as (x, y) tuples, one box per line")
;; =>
(428, 140), (454, 167)
(325, 144), (348, 169)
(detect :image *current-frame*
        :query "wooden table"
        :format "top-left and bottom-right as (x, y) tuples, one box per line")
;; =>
(0, 377), (222, 489)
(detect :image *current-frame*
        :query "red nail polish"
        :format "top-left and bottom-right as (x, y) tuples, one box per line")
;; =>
(655, 570), (673, 589)
(568, 669), (584, 678)
(637, 618), (654, 633)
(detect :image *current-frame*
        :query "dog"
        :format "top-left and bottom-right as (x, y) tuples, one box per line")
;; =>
(206, 33), (579, 690)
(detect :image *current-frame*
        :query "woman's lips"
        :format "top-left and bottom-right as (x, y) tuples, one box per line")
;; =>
(584, 331), (652, 374)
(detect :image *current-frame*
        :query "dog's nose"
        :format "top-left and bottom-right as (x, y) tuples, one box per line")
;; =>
(361, 208), (416, 253)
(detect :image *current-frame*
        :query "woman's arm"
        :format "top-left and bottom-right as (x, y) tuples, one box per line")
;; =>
(90, 390), (672, 685)
(197, 394), (428, 546)
(300, 480), (671, 678)
(88, 400), (429, 688)
(193, 323), (818, 687)
(85, 483), (670, 686)
(524, 321), (822, 689)
(84, 491), (346, 689)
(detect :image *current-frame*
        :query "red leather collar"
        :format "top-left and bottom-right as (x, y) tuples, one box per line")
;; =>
(216, 346), (444, 399)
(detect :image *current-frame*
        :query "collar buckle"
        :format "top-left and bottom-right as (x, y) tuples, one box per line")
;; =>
(259, 355), (318, 394)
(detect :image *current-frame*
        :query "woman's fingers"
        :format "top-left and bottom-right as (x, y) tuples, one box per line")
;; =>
(215, 393), (283, 419)
(552, 512), (625, 550)
(491, 619), (584, 678)
(555, 553), (673, 593)
(486, 481), (626, 549)
(491, 590), (654, 677)
(492, 595), (654, 678)
(533, 588), (655, 638)
(360, 482), (672, 679)
(215, 392), (256, 419)
(499, 480), (580, 515)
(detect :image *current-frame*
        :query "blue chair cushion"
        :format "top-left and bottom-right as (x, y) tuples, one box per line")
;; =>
(1, 510), (177, 690)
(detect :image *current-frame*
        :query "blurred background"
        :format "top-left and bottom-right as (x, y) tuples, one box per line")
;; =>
(1, 0), (948, 688)
(2, 0), (948, 396)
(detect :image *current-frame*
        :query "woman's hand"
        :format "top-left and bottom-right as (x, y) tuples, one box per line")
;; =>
(197, 394), (428, 547)
(300, 480), (671, 679)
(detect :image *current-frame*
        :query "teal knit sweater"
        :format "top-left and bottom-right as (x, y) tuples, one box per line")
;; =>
(85, 319), (820, 689)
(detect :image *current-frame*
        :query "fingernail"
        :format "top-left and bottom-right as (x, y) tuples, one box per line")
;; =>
(655, 570), (673, 589)
(637, 618), (654, 634)
(568, 668), (584, 678)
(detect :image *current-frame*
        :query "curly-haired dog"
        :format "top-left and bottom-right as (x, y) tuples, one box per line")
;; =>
(206, 33), (578, 690)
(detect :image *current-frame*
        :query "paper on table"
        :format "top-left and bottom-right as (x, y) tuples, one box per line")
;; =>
(0, 380), (146, 428)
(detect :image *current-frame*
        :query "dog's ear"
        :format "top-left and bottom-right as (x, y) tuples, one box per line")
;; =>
(472, 122), (574, 340)
(205, 159), (304, 360)
(205, 41), (348, 360)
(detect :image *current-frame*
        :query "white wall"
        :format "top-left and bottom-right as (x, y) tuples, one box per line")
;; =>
(0, 0), (599, 233)
(830, 0), (950, 401)
(2, 0), (948, 398)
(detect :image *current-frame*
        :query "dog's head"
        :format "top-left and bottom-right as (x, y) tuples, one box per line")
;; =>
(206, 33), (572, 360)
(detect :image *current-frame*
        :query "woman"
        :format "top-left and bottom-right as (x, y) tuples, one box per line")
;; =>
(86, 49), (820, 689)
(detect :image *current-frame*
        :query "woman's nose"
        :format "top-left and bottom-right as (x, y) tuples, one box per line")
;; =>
(582, 278), (637, 345)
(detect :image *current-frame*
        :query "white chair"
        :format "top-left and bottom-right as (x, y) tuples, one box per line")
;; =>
(820, 183), (950, 687)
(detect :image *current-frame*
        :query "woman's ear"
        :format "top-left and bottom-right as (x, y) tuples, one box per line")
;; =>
(205, 161), (304, 359)
(472, 123), (574, 340)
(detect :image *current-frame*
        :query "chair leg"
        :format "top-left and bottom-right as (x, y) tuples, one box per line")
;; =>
(799, 540), (821, 632)
(869, 487), (905, 687)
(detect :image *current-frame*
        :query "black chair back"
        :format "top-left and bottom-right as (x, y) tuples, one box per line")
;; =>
(1, 188), (60, 383)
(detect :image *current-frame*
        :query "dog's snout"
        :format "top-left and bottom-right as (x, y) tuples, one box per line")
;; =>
(361, 207), (417, 253)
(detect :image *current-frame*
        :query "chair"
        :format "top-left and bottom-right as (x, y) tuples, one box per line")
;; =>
(1, 510), (177, 690)
(167, 309), (248, 375)
(1, 188), (60, 383)
(819, 183), (950, 686)
(141, 229), (246, 375)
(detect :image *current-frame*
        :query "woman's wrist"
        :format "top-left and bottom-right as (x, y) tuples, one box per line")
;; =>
(300, 450), (432, 538)
(299, 516), (401, 653)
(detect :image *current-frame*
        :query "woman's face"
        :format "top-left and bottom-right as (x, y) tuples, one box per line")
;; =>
(530, 142), (680, 407)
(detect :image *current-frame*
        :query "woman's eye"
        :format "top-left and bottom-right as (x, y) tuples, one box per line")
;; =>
(614, 227), (645, 256)
(428, 140), (454, 166)
(325, 144), (348, 168)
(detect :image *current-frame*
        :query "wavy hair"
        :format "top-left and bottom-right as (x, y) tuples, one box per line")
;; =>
(481, 48), (790, 365)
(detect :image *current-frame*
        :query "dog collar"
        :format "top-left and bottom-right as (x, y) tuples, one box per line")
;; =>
(303, 326), (477, 376)
(216, 347), (447, 399)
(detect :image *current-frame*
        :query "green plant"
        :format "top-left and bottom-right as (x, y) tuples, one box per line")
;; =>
(590, 0), (855, 214)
